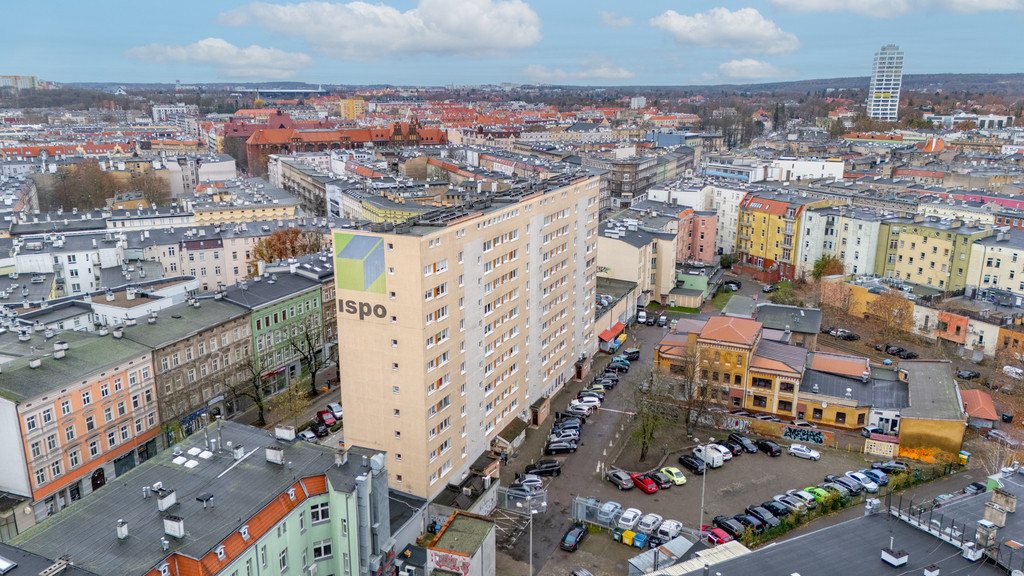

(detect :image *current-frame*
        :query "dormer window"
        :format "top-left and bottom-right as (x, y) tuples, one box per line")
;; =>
(216, 545), (226, 560)
(240, 525), (250, 540)
(287, 488), (296, 501)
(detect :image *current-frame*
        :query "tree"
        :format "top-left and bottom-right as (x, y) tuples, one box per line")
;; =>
(768, 281), (800, 306)
(719, 253), (738, 269)
(248, 228), (326, 276)
(128, 170), (172, 206)
(229, 355), (273, 426)
(51, 159), (118, 211)
(666, 342), (716, 434)
(289, 313), (327, 397)
(828, 119), (847, 139)
(629, 371), (672, 462)
(869, 289), (914, 344)
(812, 255), (845, 280)
(271, 383), (310, 428)
(954, 120), (977, 131)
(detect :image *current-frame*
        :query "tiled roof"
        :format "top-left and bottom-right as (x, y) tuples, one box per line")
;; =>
(960, 389), (998, 421)
(698, 316), (761, 346)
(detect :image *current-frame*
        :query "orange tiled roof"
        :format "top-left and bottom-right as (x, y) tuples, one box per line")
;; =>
(810, 352), (868, 378)
(960, 389), (998, 421)
(699, 317), (761, 345)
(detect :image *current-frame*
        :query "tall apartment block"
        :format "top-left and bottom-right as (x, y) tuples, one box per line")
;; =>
(867, 44), (904, 122)
(334, 173), (601, 498)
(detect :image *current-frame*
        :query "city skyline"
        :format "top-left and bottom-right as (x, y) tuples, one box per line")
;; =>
(5, 0), (1024, 86)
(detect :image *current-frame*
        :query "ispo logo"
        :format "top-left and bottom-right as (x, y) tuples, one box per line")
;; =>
(339, 299), (387, 320)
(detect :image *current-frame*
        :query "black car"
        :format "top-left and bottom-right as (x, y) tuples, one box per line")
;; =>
(606, 363), (629, 373)
(733, 513), (764, 534)
(560, 522), (588, 552)
(577, 390), (604, 401)
(963, 482), (987, 495)
(871, 460), (911, 474)
(761, 500), (791, 519)
(825, 474), (863, 496)
(525, 459), (563, 477)
(956, 370), (980, 380)
(745, 506), (781, 528)
(555, 415), (584, 428)
(724, 279), (742, 289)
(874, 343), (887, 352)
(599, 372), (620, 383)
(311, 421), (330, 438)
(821, 325), (836, 334)
(678, 454), (706, 475)
(650, 471), (674, 489)
(713, 515), (745, 539)
(886, 345), (905, 356)
(718, 439), (743, 456)
(728, 433), (758, 453)
(646, 316), (657, 326)
(623, 348), (641, 361)
(545, 440), (577, 455)
(839, 331), (860, 341)
(756, 439), (782, 456)
(897, 350), (919, 360)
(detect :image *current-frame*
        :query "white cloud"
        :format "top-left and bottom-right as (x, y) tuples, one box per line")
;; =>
(650, 8), (800, 55)
(599, 11), (634, 28)
(219, 0), (541, 60)
(525, 56), (635, 84)
(699, 59), (796, 83)
(125, 38), (313, 80)
(770, 0), (1024, 17)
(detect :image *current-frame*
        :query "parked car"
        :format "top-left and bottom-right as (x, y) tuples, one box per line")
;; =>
(861, 426), (884, 438)
(762, 500), (792, 519)
(637, 310), (648, 324)
(788, 443), (821, 460)
(598, 372), (620, 384)
(846, 471), (879, 493)
(658, 314), (668, 327)
(606, 469), (634, 490)
(728, 433), (758, 453)
(693, 445), (724, 468)
(700, 526), (733, 545)
(886, 345), (905, 356)
(708, 443), (733, 461)
(630, 473), (660, 494)
(754, 414), (782, 422)
(859, 468), (888, 486)
(773, 494), (808, 514)
(729, 409), (751, 417)
(660, 466), (687, 485)
(933, 493), (957, 507)
(871, 460), (911, 474)
(516, 474), (544, 490)
(623, 348), (641, 361)
(745, 505), (781, 528)
(650, 471), (674, 489)
(874, 343), (887, 351)
(718, 439), (744, 456)
(525, 460), (562, 477)
(646, 315), (657, 326)
(617, 508), (643, 531)
(724, 279), (742, 290)
(819, 482), (851, 502)
(545, 440), (577, 455)
(565, 405), (593, 418)
(316, 410), (336, 427)
(830, 328), (860, 341)
(637, 513), (664, 535)
(552, 421), (582, 436)
(825, 474), (863, 496)
(611, 356), (631, 366)
(657, 519), (684, 540)
(803, 486), (831, 502)
(789, 420), (816, 428)
(576, 390), (604, 402)
(549, 429), (580, 443)
(762, 284), (778, 293)
(310, 421), (330, 437)
(785, 489), (818, 509)
(298, 429), (317, 442)
(956, 369), (980, 380)
(712, 515), (745, 539)
(570, 396), (601, 410)
(327, 402), (344, 420)
(986, 429), (1021, 448)
(756, 439), (782, 456)
(606, 362), (629, 373)
(560, 523), (588, 552)
(597, 501), (622, 525)
(964, 482), (988, 495)
(733, 513), (764, 534)
(678, 454), (705, 475)
(897, 350), (919, 359)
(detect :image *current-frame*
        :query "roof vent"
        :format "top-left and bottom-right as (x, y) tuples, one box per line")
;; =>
(266, 445), (285, 465)
(163, 516), (185, 539)
(28, 358), (41, 369)
(845, 387), (853, 399)
(117, 519), (129, 540)
(812, 383), (819, 393)
(154, 488), (177, 511)
(233, 444), (245, 460)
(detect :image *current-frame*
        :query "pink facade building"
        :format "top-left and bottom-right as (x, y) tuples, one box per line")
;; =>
(677, 208), (717, 264)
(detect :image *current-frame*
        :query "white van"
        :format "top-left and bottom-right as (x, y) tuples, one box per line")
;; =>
(693, 445), (724, 468)
(656, 519), (683, 540)
(637, 310), (648, 324)
(1003, 365), (1023, 380)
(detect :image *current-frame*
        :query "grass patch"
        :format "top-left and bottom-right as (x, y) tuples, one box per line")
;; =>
(664, 306), (700, 313)
(710, 292), (733, 310)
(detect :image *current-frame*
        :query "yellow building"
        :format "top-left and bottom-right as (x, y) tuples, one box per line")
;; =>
(596, 222), (677, 306)
(337, 98), (366, 120)
(874, 215), (993, 291)
(736, 191), (833, 281)
(360, 196), (435, 224)
(334, 174), (600, 499)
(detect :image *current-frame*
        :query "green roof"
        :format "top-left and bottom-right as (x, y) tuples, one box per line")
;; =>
(0, 335), (149, 402)
(432, 513), (494, 556)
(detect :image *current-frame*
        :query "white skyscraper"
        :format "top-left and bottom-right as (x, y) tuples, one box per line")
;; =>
(867, 44), (904, 121)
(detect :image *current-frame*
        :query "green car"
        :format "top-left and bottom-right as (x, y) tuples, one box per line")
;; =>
(804, 486), (830, 502)
(611, 356), (631, 366)
(660, 467), (687, 486)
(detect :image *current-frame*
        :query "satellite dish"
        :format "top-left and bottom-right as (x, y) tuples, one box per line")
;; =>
(822, 402), (828, 408)
(1011, 570), (1024, 576)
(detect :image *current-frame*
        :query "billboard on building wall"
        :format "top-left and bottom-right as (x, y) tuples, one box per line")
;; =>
(334, 232), (386, 294)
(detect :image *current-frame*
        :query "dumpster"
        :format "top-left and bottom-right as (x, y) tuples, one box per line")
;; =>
(633, 533), (648, 549)
(958, 450), (971, 466)
(1002, 413), (1014, 424)
(622, 530), (635, 546)
(613, 528), (624, 542)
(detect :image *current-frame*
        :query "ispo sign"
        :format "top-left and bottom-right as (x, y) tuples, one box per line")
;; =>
(339, 299), (387, 320)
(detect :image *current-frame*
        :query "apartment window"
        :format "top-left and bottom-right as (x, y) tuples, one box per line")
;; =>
(65, 425), (75, 442)
(34, 468), (45, 485)
(313, 540), (333, 560)
(82, 391), (92, 406)
(812, 408), (823, 420)
(89, 440), (99, 457)
(310, 502), (329, 523)
(260, 546), (267, 568)
(41, 409), (53, 424)
(104, 407), (113, 423)
(100, 384), (110, 398)
(393, 409), (400, 417)
(69, 449), (80, 468)
(85, 416), (95, 431)
(107, 431), (116, 448)
(835, 412), (847, 424)
(61, 400), (72, 416)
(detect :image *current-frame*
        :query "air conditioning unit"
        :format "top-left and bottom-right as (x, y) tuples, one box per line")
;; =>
(746, 390), (754, 396)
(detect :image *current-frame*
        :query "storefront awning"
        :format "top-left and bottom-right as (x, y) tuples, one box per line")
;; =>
(598, 322), (626, 342)
(729, 388), (744, 399)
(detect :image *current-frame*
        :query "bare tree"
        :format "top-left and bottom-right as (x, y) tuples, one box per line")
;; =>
(629, 371), (675, 462)
(974, 437), (1024, 477)
(664, 344), (715, 434)
(870, 289), (914, 344)
(229, 354), (273, 426)
(271, 383), (311, 428)
(289, 313), (327, 397)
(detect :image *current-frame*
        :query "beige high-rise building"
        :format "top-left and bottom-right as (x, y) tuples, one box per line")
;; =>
(337, 98), (366, 120)
(333, 173), (600, 498)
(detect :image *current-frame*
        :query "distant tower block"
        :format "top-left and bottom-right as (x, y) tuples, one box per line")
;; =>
(334, 233), (386, 294)
(867, 44), (904, 122)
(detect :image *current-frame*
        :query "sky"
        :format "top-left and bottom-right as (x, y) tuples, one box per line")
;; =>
(7, 0), (1024, 86)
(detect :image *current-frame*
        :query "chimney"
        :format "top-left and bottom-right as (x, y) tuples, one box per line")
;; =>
(984, 502), (1008, 527)
(163, 516), (185, 539)
(154, 488), (177, 512)
(117, 519), (129, 540)
(233, 444), (245, 460)
(975, 519), (998, 548)
(265, 445), (285, 465)
(112, 327), (123, 339)
(923, 566), (939, 576)
(991, 487), (1017, 512)
(335, 450), (349, 467)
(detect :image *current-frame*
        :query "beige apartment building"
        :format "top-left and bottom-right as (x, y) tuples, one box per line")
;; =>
(334, 173), (600, 498)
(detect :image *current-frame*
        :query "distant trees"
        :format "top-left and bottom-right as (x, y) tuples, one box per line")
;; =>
(812, 255), (845, 280)
(768, 281), (800, 306)
(51, 160), (118, 211)
(869, 289), (914, 343)
(248, 228), (326, 275)
(129, 170), (172, 206)
(288, 314), (327, 398)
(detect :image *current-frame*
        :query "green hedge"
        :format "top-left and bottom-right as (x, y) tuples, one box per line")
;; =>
(330, 421), (344, 433)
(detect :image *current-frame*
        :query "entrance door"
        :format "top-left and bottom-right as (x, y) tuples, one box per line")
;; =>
(70, 482), (82, 502)
(91, 468), (106, 491)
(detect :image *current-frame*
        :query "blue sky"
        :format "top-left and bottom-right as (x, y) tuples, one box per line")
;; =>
(8, 0), (1024, 86)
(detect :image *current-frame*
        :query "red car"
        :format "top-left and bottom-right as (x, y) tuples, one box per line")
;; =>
(700, 526), (734, 546)
(629, 473), (659, 494)
(316, 410), (336, 427)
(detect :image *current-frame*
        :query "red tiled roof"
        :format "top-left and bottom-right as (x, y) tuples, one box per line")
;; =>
(961, 389), (998, 421)
(699, 317), (761, 345)
(599, 322), (626, 342)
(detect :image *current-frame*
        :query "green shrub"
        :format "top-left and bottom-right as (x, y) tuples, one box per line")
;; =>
(330, 421), (344, 433)
(298, 421), (314, 432)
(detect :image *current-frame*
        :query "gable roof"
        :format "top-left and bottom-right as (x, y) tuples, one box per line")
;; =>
(699, 316), (761, 346)
(755, 304), (822, 334)
(809, 351), (869, 379)
(960, 389), (998, 421)
(751, 339), (807, 375)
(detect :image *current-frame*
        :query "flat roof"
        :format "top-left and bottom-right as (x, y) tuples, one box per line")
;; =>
(900, 360), (964, 420)
(120, 299), (249, 349)
(431, 513), (493, 556)
(221, 273), (320, 310)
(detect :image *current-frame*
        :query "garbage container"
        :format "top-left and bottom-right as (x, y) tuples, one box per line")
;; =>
(622, 530), (635, 546)
(958, 450), (971, 466)
(633, 533), (648, 549)
(613, 528), (624, 542)
(1002, 413), (1014, 424)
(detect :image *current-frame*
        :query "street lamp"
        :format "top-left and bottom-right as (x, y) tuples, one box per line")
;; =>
(513, 496), (538, 576)
(692, 437), (710, 534)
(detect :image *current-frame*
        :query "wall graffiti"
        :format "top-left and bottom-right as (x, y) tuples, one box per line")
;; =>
(430, 550), (471, 576)
(782, 426), (825, 444)
(719, 416), (749, 432)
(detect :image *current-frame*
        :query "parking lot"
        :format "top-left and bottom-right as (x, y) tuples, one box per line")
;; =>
(500, 315), (888, 576)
